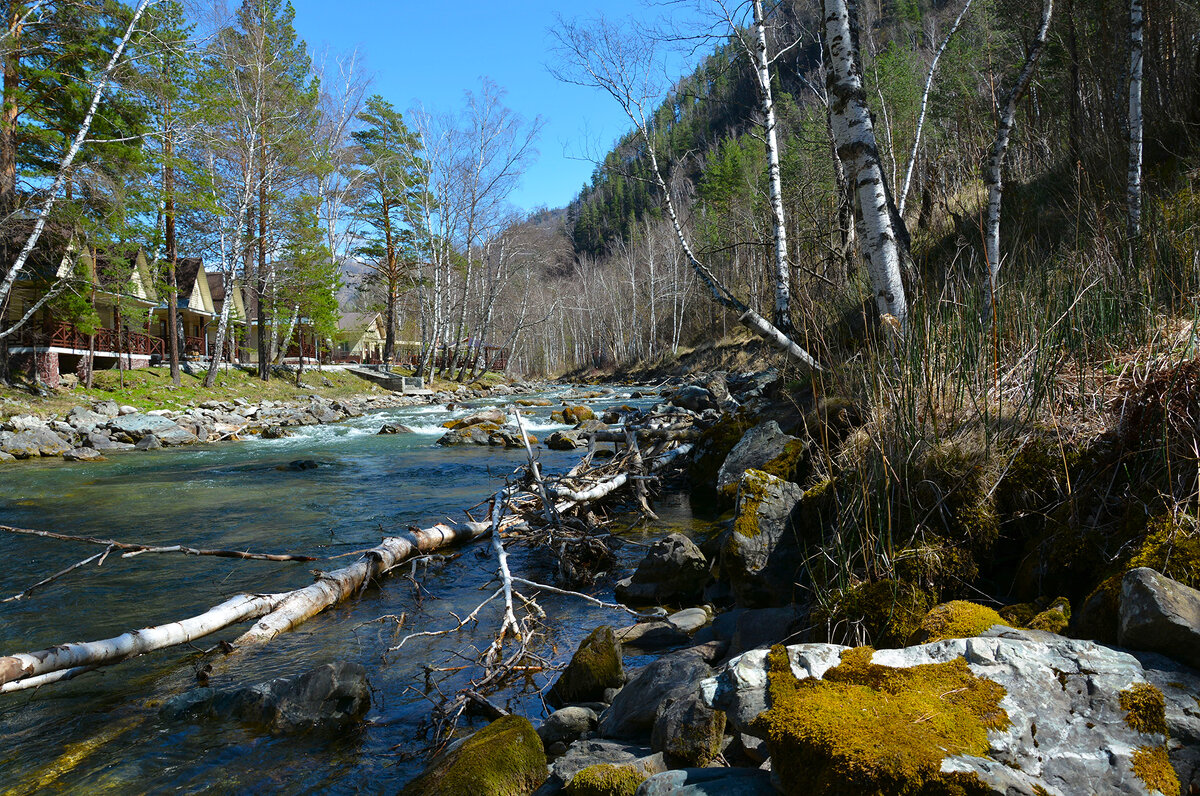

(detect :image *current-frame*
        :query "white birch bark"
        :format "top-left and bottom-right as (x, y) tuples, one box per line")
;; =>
(0, 0), (153, 312)
(823, 0), (909, 328)
(1127, 0), (1144, 242)
(983, 0), (1054, 320)
(899, 0), (976, 215)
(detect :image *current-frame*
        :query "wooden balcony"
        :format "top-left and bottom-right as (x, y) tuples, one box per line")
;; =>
(12, 321), (164, 357)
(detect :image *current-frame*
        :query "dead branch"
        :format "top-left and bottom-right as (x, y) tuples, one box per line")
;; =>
(2, 545), (114, 603)
(0, 525), (317, 562)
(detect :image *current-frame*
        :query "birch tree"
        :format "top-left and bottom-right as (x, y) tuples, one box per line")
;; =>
(982, 0), (1054, 321)
(1126, 0), (1143, 244)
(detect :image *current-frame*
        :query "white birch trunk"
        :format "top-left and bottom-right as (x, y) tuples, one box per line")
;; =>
(1127, 0), (1144, 242)
(823, 0), (909, 328)
(983, 0), (1054, 320)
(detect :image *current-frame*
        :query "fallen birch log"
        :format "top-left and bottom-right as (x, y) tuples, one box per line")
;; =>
(589, 428), (698, 443)
(0, 525), (317, 562)
(0, 592), (287, 689)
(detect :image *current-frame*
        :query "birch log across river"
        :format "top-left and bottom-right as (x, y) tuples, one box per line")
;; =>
(0, 387), (710, 792)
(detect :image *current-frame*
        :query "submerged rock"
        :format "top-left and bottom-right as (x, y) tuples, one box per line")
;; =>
(161, 661), (370, 734)
(377, 423), (414, 434)
(1120, 567), (1200, 670)
(702, 627), (1200, 795)
(403, 715), (546, 796)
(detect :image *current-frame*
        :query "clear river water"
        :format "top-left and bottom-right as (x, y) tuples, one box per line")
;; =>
(0, 386), (707, 794)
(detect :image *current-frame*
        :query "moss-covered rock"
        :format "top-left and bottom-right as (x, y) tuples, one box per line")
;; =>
(402, 715), (547, 796)
(722, 469), (805, 607)
(1119, 683), (1179, 795)
(813, 580), (933, 649)
(752, 645), (1008, 795)
(689, 414), (755, 498)
(564, 763), (646, 796)
(1027, 597), (1071, 634)
(560, 405), (596, 425)
(650, 691), (726, 766)
(913, 601), (1009, 643)
(547, 626), (625, 708)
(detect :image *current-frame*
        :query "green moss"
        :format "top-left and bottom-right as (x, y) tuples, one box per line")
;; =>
(753, 645), (1008, 795)
(562, 405), (597, 424)
(1129, 514), (1200, 589)
(1130, 745), (1180, 796)
(916, 601), (1009, 643)
(547, 626), (625, 707)
(564, 764), (646, 796)
(814, 580), (933, 649)
(690, 414), (755, 493)
(1120, 683), (1169, 736)
(402, 715), (547, 796)
(998, 602), (1040, 627)
(1026, 597), (1071, 634)
(731, 469), (775, 539)
(758, 439), (810, 484)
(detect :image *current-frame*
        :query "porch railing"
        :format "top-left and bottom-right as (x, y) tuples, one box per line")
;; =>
(12, 321), (164, 357)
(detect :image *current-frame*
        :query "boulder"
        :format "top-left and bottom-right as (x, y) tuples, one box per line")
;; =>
(1120, 567), (1200, 670)
(666, 608), (710, 635)
(667, 386), (718, 413)
(261, 425), (292, 439)
(2, 427), (71, 458)
(443, 408), (507, 430)
(534, 740), (665, 795)
(649, 690), (725, 766)
(87, 431), (133, 451)
(160, 661), (370, 734)
(403, 715), (546, 796)
(0, 451), (14, 462)
(547, 430), (585, 450)
(156, 425), (199, 447)
(548, 626), (626, 708)
(561, 405), (596, 425)
(63, 447), (105, 462)
(599, 647), (713, 740)
(134, 434), (161, 451)
(8, 414), (45, 432)
(109, 412), (176, 440)
(437, 423), (499, 447)
(716, 421), (806, 494)
(720, 470), (804, 608)
(702, 627), (1200, 795)
(635, 768), (776, 796)
(614, 534), (708, 606)
(93, 400), (120, 417)
(488, 426), (538, 448)
(726, 605), (806, 657)
(615, 621), (690, 652)
(377, 423), (414, 434)
(538, 706), (598, 747)
(67, 407), (109, 432)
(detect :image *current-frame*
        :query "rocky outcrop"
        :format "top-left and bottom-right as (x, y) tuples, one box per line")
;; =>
(702, 627), (1200, 795)
(1120, 567), (1200, 670)
(614, 534), (709, 606)
(548, 626), (626, 707)
(403, 715), (547, 796)
(160, 661), (370, 733)
(649, 689), (725, 766)
(443, 408), (507, 430)
(1, 427), (72, 458)
(720, 470), (804, 608)
(667, 386), (718, 413)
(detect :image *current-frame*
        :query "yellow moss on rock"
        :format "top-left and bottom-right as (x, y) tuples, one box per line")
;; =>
(753, 645), (1009, 795)
(1131, 745), (1180, 796)
(564, 764), (646, 796)
(731, 469), (776, 539)
(916, 601), (1009, 643)
(1027, 597), (1071, 634)
(401, 715), (547, 796)
(1129, 514), (1200, 589)
(1120, 683), (1169, 736)
(757, 439), (810, 484)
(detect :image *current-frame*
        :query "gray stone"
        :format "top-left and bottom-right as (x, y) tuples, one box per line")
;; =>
(156, 425), (199, 447)
(93, 400), (120, 417)
(118, 404), (138, 415)
(87, 432), (133, 452)
(649, 690), (725, 766)
(666, 608), (711, 635)
(63, 447), (105, 462)
(377, 423), (414, 434)
(134, 434), (161, 450)
(615, 621), (690, 651)
(614, 533), (708, 605)
(109, 413), (176, 440)
(546, 430), (584, 450)
(716, 421), (803, 494)
(727, 605), (806, 657)
(1120, 567), (1200, 669)
(436, 424), (494, 446)
(668, 385), (718, 413)
(534, 740), (666, 795)
(0, 451), (15, 462)
(67, 407), (109, 432)
(160, 661), (370, 733)
(702, 627), (1200, 795)
(8, 414), (45, 432)
(599, 647), (713, 740)
(2, 427), (71, 458)
(548, 626), (626, 707)
(538, 706), (598, 747)
(634, 768), (776, 796)
(261, 425), (292, 439)
(721, 470), (804, 608)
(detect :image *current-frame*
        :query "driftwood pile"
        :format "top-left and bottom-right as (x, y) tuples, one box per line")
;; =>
(0, 409), (695, 701)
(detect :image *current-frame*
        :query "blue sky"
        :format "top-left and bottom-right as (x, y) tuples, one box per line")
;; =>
(288, 0), (704, 214)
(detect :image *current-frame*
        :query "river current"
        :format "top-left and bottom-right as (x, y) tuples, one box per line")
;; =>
(0, 386), (704, 793)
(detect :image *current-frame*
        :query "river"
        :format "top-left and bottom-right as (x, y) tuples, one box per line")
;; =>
(0, 386), (708, 793)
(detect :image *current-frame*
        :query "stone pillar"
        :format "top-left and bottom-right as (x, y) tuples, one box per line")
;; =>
(35, 351), (59, 388)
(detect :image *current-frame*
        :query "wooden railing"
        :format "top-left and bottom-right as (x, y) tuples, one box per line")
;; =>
(13, 321), (164, 357)
(183, 335), (207, 356)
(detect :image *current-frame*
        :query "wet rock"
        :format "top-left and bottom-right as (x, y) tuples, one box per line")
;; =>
(666, 607), (710, 635)
(614, 533), (708, 605)
(403, 715), (546, 796)
(599, 647), (713, 740)
(649, 690), (725, 766)
(2, 427), (71, 458)
(720, 469), (804, 608)
(261, 425), (292, 439)
(702, 627), (1200, 796)
(377, 423), (414, 434)
(561, 405), (596, 424)
(156, 425), (199, 447)
(277, 459), (318, 471)
(443, 408), (506, 430)
(635, 768), (776, 796)
(87, 431), (133, 451)
(534, 740), (665, 795)
(437, 423), (498, 446)
(488, 426), (538, 448)
(134, 434), (161, 451)
(160, 661), (370, 734)
(716, 421), (805, 494)
(538, 706), (598, 747)
(546, 430), (584, 450)
(1120, 567), (1200, 670)
(615, 621), (690, 651)
(109, 412), (176, 440)
(548, 626), (626, 708)
(63, 447), (105, 462)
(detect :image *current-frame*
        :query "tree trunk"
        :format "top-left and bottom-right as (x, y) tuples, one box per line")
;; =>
(256, 171), (269, 381)
(823, 0), (909, 328)
(164, 121), (181, 387)
(983, 0), (1054, 321)
(1127, 0), (1144, 244)
(751, 0), (794, 335)
(0, 0), (20, 213)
